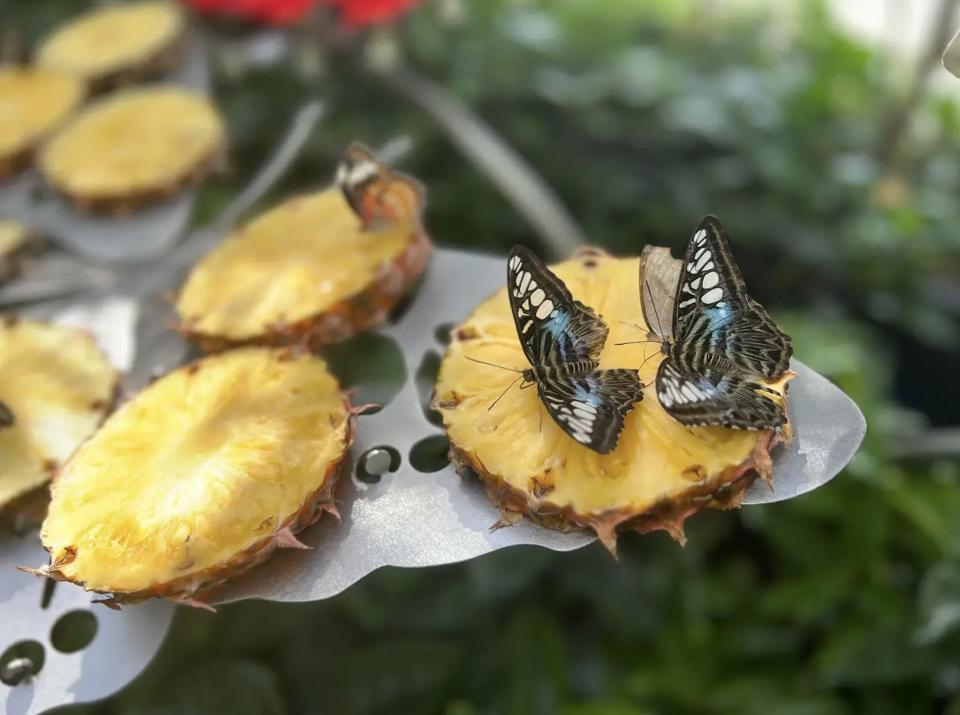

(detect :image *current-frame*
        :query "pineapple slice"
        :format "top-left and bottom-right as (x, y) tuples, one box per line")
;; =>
(0, 67), (85, 179)
(175, 188), (431, 350)
(434, 248), (793, 552)
(0, 319), (117, 527)
(37, 347), (353, 607)
(36, 1), (185, 91)
(0, 220), (36, 281)
(39, 87), (225, 212)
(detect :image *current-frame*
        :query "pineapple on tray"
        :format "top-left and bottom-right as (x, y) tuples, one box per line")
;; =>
(39, 86), (225, 213)
(0, 319), (117, 529)
(31, 347), (355, 609)
(176, 142), (431, 350)
(434, 218), (794, 552)
(0, 66), (85, 179)
(36, 1), (186, 91)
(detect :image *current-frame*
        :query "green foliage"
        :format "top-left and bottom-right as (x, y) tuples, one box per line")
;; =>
(19, 0), (960, 713)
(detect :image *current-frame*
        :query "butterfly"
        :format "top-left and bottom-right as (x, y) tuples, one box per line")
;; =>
(640, 216), (793, 430)
(481, 246), (643, 455)
(335, 142), (426, 231)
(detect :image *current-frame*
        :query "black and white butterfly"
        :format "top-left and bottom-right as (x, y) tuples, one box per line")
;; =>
(641, 216), (793, 430)
(484, 246), (643, 455)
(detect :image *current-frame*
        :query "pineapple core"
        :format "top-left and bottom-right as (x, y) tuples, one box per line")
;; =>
(41, 348), (349, 596)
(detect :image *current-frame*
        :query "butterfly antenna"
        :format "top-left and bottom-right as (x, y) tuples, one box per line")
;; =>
(614, 339), (661, 346)
(488, 376), (522, 411)
(467, 356), (523, 373)
(638, 347), (661, 371)
(645, 280), (666, 339)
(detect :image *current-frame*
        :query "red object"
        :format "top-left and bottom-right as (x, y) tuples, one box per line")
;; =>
(181, 0), (319, 26)
(181, 0), (421, 27)
(326, 0), (422, 28)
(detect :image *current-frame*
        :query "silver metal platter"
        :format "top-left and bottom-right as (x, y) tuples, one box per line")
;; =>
(0, 245), (865, 713)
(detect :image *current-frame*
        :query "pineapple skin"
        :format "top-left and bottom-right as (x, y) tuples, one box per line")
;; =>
(176, 189), (433, 351)
(38, 87), (226, 214)
(36, 2), (186, 92)
(434, 247), (794, 553)
(32, 348), (357, 609)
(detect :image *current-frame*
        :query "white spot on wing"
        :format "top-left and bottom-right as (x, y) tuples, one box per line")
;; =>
(702, 287), (723, 304)
(535, 300), (554, 319)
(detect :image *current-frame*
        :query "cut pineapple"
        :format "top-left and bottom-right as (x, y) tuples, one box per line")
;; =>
(0, 220), (36, 281)
(176, 188), (431, 350)
(434, 248), (793, 552)
(39, 87), (225, 212)
(0, 67), (85, 178)
(36, 2), (185, 90)
(37, 347), (353, 607)
(0, 319), (117, 527)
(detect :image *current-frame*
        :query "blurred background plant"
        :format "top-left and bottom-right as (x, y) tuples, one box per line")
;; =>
(7, 0), (960, 712)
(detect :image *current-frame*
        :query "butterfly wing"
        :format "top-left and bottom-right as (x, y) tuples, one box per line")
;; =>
(656, 358), (786, 430)
(539, 369), (643, 454)
(672, 216), (792, 379)
(639, 245), (681, 343)
(335, 142), (426, 231)
(507, 245), (608, 368)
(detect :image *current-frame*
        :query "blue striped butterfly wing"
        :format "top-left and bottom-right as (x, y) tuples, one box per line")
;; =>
(657, 216), (792, 429)
(655, 359), (786, 429)
(507, 246), (607, 369)
(539, 369), (644, 454)
(672, 216), (792, 379)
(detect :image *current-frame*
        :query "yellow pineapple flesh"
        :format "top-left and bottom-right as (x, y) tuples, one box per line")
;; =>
(176, 188), (431, 350)
(36, 1), (185, 90)
(0, 220), (34, 280)
(434, 248), (793, 551)
(38, 347), (352, 606)
(39, 87), (225, 212)
(0, 67), (85, 178)
(0, 319), (116, 526)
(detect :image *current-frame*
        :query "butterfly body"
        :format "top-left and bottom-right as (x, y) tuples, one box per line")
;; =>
(644, 216), (793, 430)
(506, 246), (643, 454)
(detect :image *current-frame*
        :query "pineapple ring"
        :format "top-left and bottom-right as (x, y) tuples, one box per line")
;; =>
(175, 188), (432, 350)
(36, 1), (185, 90)
(39, 87), (225, 212)
(0, 67), (85, 179)
(434, 248), (793, 552)
(0, 319), (117, 526)
(40, 347), (353, 605)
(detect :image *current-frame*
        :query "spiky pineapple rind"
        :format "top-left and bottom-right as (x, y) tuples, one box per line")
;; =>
(177, 227), (432, 351)
(448, 409), (791, 555)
